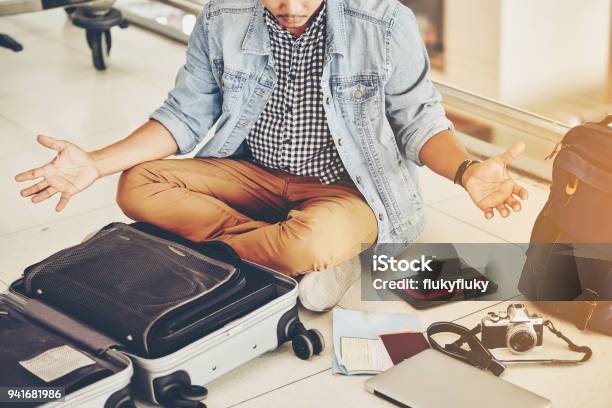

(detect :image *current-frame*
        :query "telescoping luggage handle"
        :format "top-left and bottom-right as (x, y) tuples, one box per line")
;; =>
(22, 298), (119, 355)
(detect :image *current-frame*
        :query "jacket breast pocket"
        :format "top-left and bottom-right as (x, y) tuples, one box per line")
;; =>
(331, 75), (381, 126)
(214, 59), (249, 112)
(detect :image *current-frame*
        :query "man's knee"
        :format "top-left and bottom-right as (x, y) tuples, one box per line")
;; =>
(116, 162), (160, 220)
(273, 239), (335, 276)
(271, 217), (343, 275)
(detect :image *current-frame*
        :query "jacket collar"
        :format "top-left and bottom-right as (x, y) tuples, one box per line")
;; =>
(241, 0), (347, 56)
(325, 0), (348, 56)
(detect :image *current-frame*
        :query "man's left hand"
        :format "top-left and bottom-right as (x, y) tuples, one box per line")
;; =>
(463, 142), (529, 219)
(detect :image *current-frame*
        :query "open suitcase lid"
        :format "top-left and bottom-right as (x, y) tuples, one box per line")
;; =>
(21, 222), (242, 357)
(0, 289), (134, 408)
(16, 222), (298, 359)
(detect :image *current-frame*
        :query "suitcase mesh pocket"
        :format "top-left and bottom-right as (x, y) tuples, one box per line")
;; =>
(23, 223), (237, 356)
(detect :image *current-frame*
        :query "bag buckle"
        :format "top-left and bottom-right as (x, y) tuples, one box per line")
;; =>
(562, 177), (579, 207)
(565, 178), (579, 196)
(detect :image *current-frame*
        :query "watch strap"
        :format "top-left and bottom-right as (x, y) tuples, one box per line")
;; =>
(454, 159), (480, 188)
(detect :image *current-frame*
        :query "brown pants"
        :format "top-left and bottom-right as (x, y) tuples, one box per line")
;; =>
(116, 158), (378, 276)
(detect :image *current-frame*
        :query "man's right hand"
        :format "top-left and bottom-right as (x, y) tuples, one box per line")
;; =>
(15, 135), (100, 212)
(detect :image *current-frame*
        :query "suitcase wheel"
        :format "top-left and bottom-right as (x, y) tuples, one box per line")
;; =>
(179, 385), (208, 402)
(306, 328), (325, 355)
(166, 401), (206, 408)
(292, 334), (314, 360)
(158, 382), (208, 408)
(287, 320), (326, 360)
(169, 402), (206, 408)
(104, 385), (135, 408)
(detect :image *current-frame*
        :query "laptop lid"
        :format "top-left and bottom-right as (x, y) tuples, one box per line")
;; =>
(365, 349), (552, 408)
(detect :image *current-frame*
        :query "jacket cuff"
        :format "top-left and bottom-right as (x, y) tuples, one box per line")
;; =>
(409, 116), (455, 166)
(150, 107), (198, 155)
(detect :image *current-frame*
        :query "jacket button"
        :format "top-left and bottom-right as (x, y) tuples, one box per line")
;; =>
(255, 89), (266, 97)
(337, 138), (343, 146)
(238, 119), (250, 127)
(326, 96), (332, 105)
(356, 176), (362, 184)
(221, 149), (229, 155)
(378, 213), (384, 221)
(353, 89), (364, 99)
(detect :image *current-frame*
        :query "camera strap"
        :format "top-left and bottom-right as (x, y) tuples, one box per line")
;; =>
(427, 322), (506, 376)
(427, 320), (592, 375)
(506, 320), (592, 364)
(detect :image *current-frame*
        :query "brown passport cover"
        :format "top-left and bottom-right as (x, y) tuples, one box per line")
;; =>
(379, 332), (431, 365)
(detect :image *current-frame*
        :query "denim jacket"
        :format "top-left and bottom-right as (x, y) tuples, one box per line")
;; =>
(150, 0), (453, 246)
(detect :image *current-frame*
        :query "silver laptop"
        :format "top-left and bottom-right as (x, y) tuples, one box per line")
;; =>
(365, 349), (552, 408)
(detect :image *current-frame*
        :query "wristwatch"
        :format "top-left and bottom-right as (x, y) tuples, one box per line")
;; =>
(454, 159), (481, 188)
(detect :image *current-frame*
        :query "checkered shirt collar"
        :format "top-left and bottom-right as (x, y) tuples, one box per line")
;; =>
(263, 2), (327, 41)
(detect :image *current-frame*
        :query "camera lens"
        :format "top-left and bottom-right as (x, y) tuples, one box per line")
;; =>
(506, 323), (537, 354)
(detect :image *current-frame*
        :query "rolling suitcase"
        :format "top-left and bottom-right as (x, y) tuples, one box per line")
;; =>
(0, 294), (134, 408)
(5, 222), (323, 407)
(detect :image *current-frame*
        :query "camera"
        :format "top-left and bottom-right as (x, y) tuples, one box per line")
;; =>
(481, 304), (544, 354)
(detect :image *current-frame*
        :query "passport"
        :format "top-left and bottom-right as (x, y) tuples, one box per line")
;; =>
(379, 332), (430, 365)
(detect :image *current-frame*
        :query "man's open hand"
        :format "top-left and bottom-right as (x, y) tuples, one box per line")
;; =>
(463, 142), (529, 219)
(14, 135), (99, 212)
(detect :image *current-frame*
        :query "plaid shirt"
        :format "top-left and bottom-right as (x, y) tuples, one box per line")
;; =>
(246, 3), (348, 184)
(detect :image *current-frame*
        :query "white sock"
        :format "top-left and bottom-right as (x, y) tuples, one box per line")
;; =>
(298, 256), (362, 312)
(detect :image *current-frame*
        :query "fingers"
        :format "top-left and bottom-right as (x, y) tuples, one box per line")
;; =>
(56, 192), (72, 212)
(32, 187), (58, 204)
(483, 204), (511, 219)
(482, 181), (529, 220)
(20, 180), (49, 197)
(15, 167), (44, 182)
(15, 135), (66, 182)
(513, 183), (529, 200)
(505, 195), (522, 212)
(496, 204), (510, 218)
(497, 141), (525, 164)
(37, 134), (68, 151)
(19, 178), (58, 204)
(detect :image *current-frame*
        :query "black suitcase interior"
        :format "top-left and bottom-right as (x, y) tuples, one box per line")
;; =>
(0, 298), (130, 407)
(13, 222), (294, 358)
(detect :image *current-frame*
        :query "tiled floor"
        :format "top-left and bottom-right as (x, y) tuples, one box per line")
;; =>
(1, 10), (610, 408)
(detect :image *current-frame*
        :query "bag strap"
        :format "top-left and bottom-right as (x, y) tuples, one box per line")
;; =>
(597, 115), (612, 127)
(426, 322), (506, 376)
